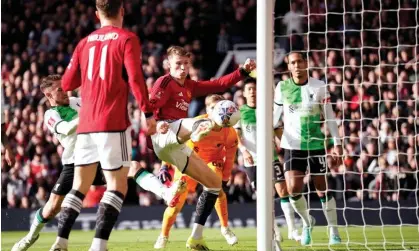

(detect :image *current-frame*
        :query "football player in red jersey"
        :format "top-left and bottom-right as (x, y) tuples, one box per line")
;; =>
(49, 1), (157, 251)
(131, 46), (256, 249)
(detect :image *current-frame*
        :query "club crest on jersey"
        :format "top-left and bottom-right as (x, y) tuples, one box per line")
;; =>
(186, 90), (192, 99)
(155, 91), (163, 99)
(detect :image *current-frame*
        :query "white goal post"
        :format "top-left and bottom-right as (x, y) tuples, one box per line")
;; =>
(256, 0), (276, 251)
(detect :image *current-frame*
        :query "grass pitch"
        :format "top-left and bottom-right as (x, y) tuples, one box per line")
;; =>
(2, 226), (419, 250)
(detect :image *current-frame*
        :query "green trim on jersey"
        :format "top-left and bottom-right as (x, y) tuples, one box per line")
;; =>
(51, 106), (78, 122)
(239, 104), (279, 161)
(300, 114), (324, 150)
(280, 78), (325, 150)
(240, 104), (256, 125)
(281, 79), (303, 104)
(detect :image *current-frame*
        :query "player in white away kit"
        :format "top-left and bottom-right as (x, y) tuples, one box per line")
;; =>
(12, 75), (105, 251)
(273, 52), (342, 245)
(235, 79), (300, 244)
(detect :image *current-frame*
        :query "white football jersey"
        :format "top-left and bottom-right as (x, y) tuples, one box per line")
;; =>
(274, 77), (330, 151)
(44, 97), (81, 164)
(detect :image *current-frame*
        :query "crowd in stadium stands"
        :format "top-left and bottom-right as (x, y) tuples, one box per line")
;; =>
(1, 0), (417, 209)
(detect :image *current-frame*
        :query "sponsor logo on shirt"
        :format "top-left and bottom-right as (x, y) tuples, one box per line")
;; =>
(246, 125), (253, 133)
(175, 100), (189, 111)
(48, 117), (56, 127)
(289, 105), (295, 113)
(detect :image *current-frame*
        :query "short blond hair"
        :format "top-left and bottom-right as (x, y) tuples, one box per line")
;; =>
(167, 46), (191, 58)
(205, 94), (225, 107)
(40, 74), (61, 93)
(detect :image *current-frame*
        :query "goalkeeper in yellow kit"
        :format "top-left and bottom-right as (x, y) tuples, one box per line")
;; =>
(153, 94), (239, 250)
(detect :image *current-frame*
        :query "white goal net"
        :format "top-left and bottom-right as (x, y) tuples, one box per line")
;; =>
(274, 0), (419, 250)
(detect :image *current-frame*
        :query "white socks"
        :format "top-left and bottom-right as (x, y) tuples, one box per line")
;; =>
(290, 195), (311, 227)
(321, 197), (339, 236)
(90, 237), (107, 251)
(280, 198), (296, 232)
(191, 223), (204, 239)
(135, 171), (165, 198)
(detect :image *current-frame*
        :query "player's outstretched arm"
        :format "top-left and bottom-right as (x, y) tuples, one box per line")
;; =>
(62, 41), (84, 91)
(192, 59), (256, 97)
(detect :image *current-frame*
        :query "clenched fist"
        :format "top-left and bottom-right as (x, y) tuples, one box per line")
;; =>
(242, 58), (257, 73)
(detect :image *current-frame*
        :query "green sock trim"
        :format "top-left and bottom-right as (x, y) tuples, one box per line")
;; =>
(290, 194), (302, 201)
(36, 207), (49, 223)
(280, 197), (290, 203)
(135, 169), (150, 184)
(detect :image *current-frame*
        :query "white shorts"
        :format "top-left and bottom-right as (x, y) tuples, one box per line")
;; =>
(74, 127), (132, 171)
(151, 120), (192, 172)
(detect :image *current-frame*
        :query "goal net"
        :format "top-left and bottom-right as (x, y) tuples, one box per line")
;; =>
(274, 0), (419, 250)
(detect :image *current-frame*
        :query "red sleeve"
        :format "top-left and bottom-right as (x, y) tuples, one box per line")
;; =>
(149, 76), (172, 110)
(123, 36), (152, 113)
(62, 40), (83, 91)
(191, 68), (244, 97)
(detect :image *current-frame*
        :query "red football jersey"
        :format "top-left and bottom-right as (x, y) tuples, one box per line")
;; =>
(62, 26), (151, 133)
(149, 69), (244, 120)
